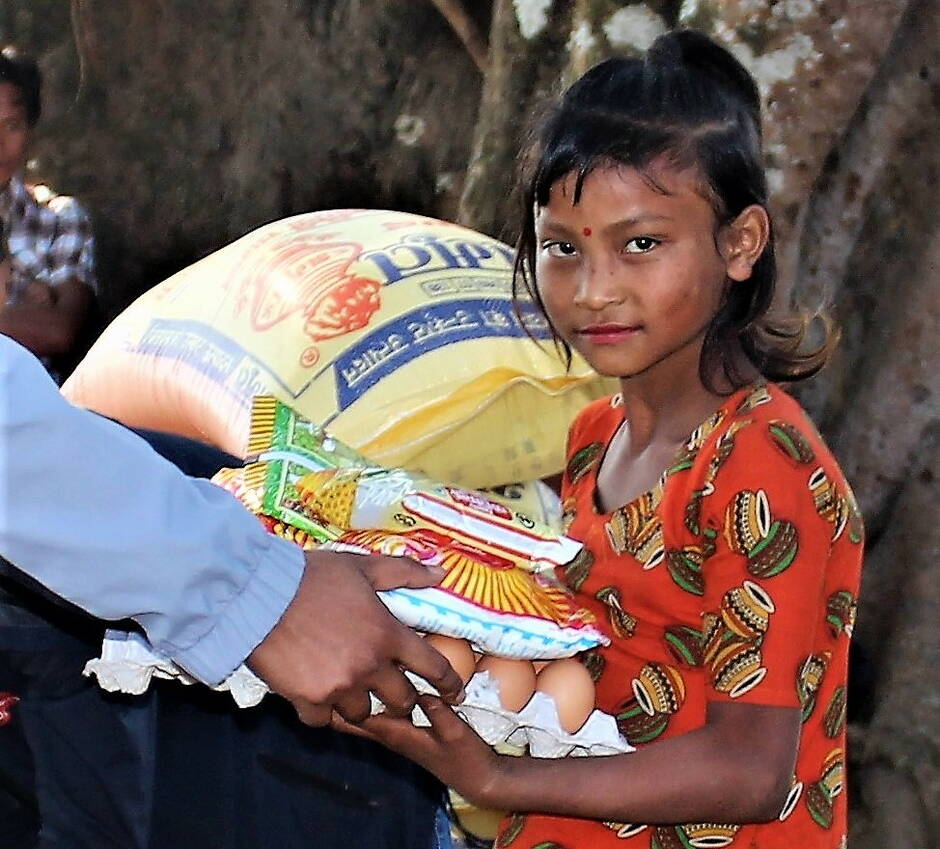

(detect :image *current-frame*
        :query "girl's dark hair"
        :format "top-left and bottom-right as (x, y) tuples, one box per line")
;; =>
(0, 45), (42, 127)
(514, 29), (835, 390)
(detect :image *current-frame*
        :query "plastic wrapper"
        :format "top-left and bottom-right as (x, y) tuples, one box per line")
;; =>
(213, 396), (608, 659)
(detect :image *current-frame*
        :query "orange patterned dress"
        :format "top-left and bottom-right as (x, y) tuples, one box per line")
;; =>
(495, 383), (863, 849)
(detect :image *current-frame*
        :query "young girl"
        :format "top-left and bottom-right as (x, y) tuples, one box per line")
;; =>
(345, 29), (863, 849)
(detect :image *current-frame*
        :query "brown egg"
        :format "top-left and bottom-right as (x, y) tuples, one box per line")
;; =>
(535, 658), (596, 734)
(475, 656), (537, 712)
(424, 634), (477, 685)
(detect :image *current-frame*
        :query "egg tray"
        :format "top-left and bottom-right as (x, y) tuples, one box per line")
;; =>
(86, 631), (634, 758)
(401, 669), (634, 758)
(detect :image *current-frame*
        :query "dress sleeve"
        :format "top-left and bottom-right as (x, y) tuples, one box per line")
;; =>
(0, 337), (304, 684)
(696, 416), (842, 707)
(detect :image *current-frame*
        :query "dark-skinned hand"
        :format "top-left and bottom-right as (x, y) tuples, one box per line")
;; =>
(248, 550), (465, 727)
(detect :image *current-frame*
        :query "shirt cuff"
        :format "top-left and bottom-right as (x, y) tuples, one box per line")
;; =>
(172, 534), (305, 685)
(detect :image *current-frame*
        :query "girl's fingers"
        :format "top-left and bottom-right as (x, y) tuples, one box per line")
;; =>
(330, 711), (377, 740)
(418, 694), (473, 743)
(360, 713), (443, 764)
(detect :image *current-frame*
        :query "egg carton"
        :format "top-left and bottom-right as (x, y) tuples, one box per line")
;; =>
(401, 670), (634, 758)
(85, 631), (633, 758)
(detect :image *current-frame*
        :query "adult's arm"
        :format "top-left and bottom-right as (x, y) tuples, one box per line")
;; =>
(0, 338), (464, 721)
(0, 278), (95, 358)
(0, 334), (304, 683)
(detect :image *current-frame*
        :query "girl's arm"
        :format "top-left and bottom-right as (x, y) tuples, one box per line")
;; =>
(347, 694), (799, 825)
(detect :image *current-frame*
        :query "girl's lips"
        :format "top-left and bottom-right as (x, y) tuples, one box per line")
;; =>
(578, 324), (641, 343)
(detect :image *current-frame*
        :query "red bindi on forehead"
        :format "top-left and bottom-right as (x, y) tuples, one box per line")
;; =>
(582, 227), (592, 237)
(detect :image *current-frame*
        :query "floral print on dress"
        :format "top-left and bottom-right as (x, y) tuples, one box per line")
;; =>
(825, 590), (857, 638)
(595, 585), (638, 638)
(797, 651), (832, 722)
(567, 442), (604, 486)
(724, 489), (800, 578)
(768, 420), (817, 465)
(806, 749), (844, 829)
(704, 581), (775, 698)
(605, 493), (665, 569)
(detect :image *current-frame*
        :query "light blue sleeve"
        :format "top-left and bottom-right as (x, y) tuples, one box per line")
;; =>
(0, 336), (305, 684)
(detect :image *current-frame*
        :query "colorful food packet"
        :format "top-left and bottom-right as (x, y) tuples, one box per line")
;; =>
(213, 397), (608, 659)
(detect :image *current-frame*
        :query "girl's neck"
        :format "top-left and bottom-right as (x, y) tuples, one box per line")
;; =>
(617, 380), (721, 455)
(616, 349), (757, 455)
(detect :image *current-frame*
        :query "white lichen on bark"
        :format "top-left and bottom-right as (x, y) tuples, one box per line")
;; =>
(726, 32), (822, 97)
(773, 0), (817, 20)
(603, 5), (668, 50)
(394, 114), (426, 146)
(567, 19), (598, 56)
(512, 0), (553, 40)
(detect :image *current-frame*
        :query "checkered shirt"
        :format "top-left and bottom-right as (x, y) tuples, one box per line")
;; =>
(0, 174), (97, 302)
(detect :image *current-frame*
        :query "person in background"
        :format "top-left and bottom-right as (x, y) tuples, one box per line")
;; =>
(0, 45), (97, 383)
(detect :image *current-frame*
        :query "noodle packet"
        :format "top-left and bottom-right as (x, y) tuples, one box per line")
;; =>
(214, 397), (608, 659)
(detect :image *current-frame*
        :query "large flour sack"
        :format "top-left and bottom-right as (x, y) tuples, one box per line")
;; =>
(63, 209), (613, 487)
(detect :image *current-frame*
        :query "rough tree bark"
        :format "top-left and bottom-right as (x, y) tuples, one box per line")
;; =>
(2, 1), (938, 844)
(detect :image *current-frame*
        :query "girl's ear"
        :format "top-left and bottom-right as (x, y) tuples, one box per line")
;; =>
(720, 205), (770, 282)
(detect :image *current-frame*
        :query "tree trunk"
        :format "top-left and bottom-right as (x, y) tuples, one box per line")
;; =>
(456, 0), (574, 241)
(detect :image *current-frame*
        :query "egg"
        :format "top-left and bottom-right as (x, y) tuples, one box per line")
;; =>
(535, 658), (596, 734)
(424, 634), (477, 685)
(475, 655), (537, 712)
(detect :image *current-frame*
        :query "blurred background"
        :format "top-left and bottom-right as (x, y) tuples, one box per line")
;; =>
(2, 1), (938, 844)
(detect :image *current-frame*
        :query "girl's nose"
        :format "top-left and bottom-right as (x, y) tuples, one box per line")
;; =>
(573, 264), (624, 310)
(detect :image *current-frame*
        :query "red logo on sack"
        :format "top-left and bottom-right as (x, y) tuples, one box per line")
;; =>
(237, 238), (381, 366)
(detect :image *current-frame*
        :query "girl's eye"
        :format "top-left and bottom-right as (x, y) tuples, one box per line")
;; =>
(542, 240), (578, 257)
(624, 237), (659, 254)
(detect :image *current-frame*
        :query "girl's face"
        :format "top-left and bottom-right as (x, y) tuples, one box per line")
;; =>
(534, 163), (755, 391)
(0, 82), (30, 189)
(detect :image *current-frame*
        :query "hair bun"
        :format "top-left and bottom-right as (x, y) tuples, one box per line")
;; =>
(649, 29), (761, 118)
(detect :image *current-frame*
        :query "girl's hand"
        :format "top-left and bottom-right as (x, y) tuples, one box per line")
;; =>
(333, 694), (503, 805)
